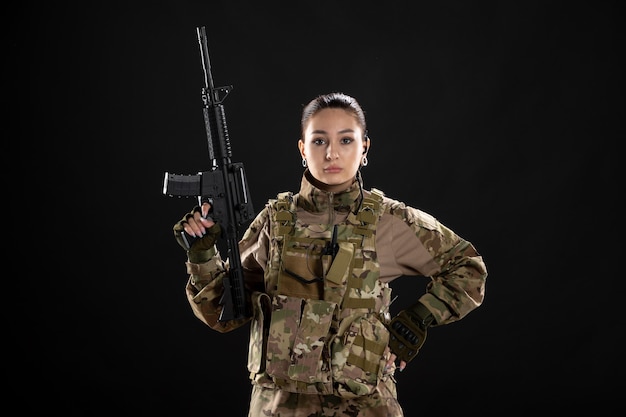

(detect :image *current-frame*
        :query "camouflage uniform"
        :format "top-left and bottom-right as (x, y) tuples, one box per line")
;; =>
(183, 170), (487, 416)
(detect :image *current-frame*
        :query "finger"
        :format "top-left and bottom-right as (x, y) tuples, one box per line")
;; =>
(385, 353), (397, 369)
(201, 202), (212, 218)
(199, 217), (215, 228)
(187, 215), (216, 237)
(185, 217), (205, 237)
(398, 360), (407, 372)
(183, 221), (198, 237)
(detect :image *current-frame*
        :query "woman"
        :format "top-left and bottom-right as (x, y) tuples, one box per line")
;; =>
(173, 92), (487, 416)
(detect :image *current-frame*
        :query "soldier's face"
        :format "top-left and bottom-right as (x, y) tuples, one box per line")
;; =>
(299, 108), (367, 189)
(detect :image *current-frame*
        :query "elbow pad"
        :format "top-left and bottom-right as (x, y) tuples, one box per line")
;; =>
(387, 302), (434, 363)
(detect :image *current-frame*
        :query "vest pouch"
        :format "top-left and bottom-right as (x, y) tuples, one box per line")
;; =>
(277, 237), (325, 299)
(265, 295), (302, 380)
(287, 298), (336, 384)
(331, 313), (390, 398)
(325, 241), (355, 286)
(265, 295), (336, 385)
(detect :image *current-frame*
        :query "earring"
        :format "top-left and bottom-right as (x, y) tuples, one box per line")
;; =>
(302, 158), (307, 167)
(362, 156), (368, 166)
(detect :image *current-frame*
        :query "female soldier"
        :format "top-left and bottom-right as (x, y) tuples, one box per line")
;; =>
(173, 92), (487, 416)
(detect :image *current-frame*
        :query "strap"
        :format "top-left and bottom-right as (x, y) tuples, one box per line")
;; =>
(347, 334), (388, 374)
(270, 192), (296, 238)
(340, 188), (385, 309)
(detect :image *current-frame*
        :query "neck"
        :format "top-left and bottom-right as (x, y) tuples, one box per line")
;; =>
(306, 170), (355, 193)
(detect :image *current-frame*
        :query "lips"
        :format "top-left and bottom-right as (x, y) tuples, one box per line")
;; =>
(324, 166), (342, 173)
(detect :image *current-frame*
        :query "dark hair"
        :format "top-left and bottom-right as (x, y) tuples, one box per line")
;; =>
(300, 92), (367, 137)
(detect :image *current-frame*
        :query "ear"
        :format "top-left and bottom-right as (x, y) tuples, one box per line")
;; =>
(363, 135), (370, 154)
(298, 139), (305, 157)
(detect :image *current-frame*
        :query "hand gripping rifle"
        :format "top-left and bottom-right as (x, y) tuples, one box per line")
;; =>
(163, 26), (255, 321)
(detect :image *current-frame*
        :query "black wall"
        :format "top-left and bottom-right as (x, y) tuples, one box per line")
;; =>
(11, 1), (621, 415)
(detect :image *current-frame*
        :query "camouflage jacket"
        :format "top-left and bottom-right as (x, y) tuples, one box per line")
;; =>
(183, 170), (487, 396)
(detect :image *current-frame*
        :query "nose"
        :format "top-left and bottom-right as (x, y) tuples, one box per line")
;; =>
(326, 144), (339, 160)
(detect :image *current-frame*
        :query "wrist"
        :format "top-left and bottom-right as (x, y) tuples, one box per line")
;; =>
(187, 245), (217, 263)
(407, 301), (435, 328)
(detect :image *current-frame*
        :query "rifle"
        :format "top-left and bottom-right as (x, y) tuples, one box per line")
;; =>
(163, 26), (255, 321)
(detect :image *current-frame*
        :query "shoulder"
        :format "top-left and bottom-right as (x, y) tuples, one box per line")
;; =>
(373, 190), (440, 232)
(240, 191), (297, 242)
(240, 206), (271, 241)
(265, 191), (296, 213)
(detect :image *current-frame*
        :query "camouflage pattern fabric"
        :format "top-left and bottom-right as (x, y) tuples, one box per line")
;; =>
(182, 171), (488, 415)
(247, 185), (394, 398)
(248, 378), (403, 416)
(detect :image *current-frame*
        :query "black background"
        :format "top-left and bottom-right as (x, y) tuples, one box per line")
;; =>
(12, 1), (622, 415)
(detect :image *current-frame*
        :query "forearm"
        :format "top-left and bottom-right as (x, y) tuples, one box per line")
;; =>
(184, 249), (249, 332)
(426, 237), (487, 324)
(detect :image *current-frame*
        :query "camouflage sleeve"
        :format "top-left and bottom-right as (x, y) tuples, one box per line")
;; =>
(239, 207), (270, 294)
(184, 207), (271, 333)
(386, 199), (488, 326)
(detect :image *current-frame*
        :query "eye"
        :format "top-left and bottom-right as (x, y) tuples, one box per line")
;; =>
(340, 136), (354, 145)
(313, 138), (326, 145)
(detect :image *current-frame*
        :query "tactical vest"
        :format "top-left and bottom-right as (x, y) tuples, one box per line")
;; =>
(247, 188), (395, 398)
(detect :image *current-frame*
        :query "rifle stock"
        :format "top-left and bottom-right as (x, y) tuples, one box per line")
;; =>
(163, 26), (255, 321)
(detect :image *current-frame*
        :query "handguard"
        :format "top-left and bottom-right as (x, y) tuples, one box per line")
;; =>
(387, 302), (434, 363)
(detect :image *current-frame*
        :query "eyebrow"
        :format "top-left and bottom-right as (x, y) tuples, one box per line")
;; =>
(311, 128), (356, 134)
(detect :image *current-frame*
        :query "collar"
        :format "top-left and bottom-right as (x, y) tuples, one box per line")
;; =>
(296, 169), (363, 214)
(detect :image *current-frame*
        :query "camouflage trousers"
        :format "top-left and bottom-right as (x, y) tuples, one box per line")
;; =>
(247, 378), (403, 417)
